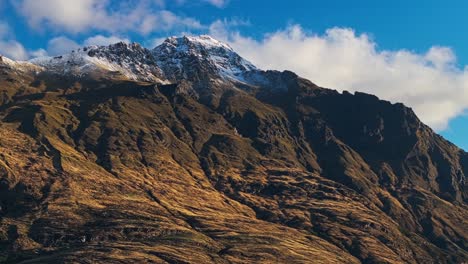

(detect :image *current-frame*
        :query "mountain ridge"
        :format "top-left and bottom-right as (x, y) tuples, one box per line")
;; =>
(0, 35), (466, 263)
(3, 35), (259, 85)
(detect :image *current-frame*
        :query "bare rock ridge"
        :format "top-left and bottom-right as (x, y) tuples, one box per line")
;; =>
(0, 35), (466, 263)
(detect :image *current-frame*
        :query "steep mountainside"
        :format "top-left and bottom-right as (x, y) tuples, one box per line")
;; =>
(0, 36), (466, 263)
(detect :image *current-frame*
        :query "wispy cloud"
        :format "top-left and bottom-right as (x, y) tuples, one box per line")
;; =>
(0, 21), (28, 60)
(46, 36), (81, 55)
(0, 40), (28, 60)
(83, 35), (130, 46)
(212, 24), (468, 131)
(12, 0), (204, 34)
(203, 0), (228, 8)
(139, 10), (203, 35)
(39, 34), (130, 56)
(174, 0), (229, 8)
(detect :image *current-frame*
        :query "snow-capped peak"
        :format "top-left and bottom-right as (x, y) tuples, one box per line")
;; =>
(1, 36), (260, 85)
(0, 54), (43, 73)
(29, 42), (165, 82)
(168, 35), (234, 51)
(153, 35), (258, 82)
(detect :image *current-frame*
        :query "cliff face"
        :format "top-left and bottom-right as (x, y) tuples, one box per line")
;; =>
(0, 37), (467, 263)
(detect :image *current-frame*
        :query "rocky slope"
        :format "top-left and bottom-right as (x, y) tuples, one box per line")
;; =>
(0, 36), (466, 263)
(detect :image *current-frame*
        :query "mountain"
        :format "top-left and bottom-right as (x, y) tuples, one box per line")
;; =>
(0, 36), (466, 263)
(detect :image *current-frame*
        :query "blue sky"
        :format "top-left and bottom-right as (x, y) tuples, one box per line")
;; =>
(0, 0), (467, 150)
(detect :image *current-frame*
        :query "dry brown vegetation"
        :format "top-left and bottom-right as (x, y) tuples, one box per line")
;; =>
(0, 67), (466, 263)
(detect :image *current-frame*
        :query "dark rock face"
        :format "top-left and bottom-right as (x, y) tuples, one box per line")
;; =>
(0, 38), (466, 263)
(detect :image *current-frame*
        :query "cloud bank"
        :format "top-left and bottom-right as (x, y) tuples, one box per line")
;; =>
(212, 25), (468, 131)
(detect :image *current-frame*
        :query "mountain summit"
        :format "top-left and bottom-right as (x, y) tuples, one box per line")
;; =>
(153, 35), (257, 82)
(21, 35), (258, 86)
(0, 36), (467, 263)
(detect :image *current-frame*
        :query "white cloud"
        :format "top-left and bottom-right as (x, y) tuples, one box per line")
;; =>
(13, 0), (204, 34)
(46, 36), (80, 55)
(203, 0), (228, 7)
(139, 10), (203, 35)
(14, 0), (102, 33)
(212, 24), (468, 131)
(83, 35), (129, 46)
(0, 40), (28, 60)
(34, 35), (130, 57)
(174, 0), (228, 7)
(29, 48), (48, 58)
(0, 21), (28, 60)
